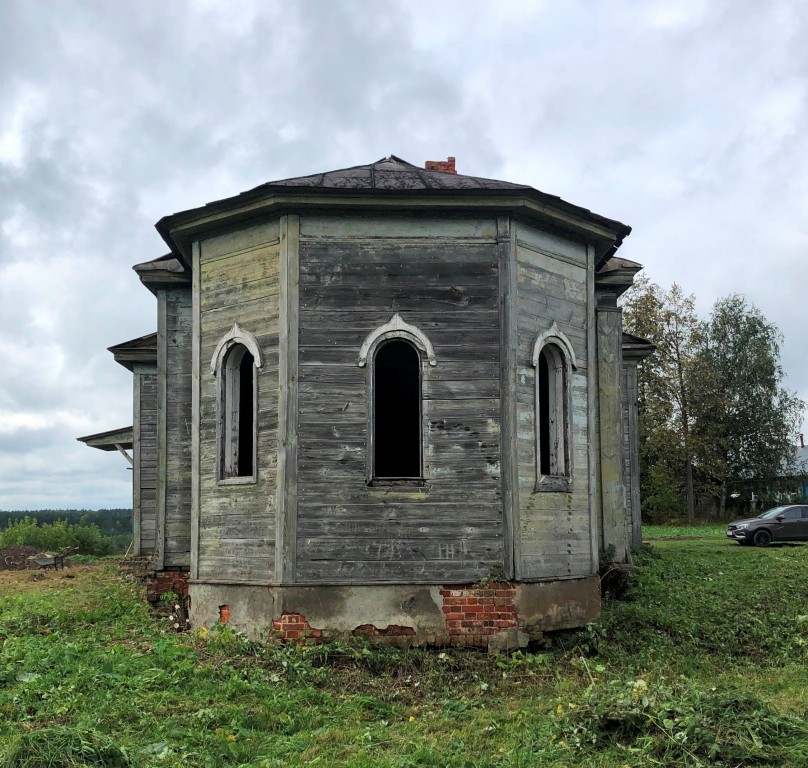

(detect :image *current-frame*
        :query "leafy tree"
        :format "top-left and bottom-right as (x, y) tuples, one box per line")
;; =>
(624, 281), (805, 522)
(622, 279), (702, 522)
(693, 295), (805, 515)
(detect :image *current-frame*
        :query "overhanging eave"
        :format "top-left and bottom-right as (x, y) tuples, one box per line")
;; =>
(156, 190), (631, 270)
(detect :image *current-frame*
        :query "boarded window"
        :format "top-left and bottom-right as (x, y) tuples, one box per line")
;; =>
(220, 344), (256, 479)
(373, 339), (421, 478)
(536, 343), (569, 481)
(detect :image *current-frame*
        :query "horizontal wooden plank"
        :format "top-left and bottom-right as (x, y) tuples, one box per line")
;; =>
(197, 540), (275, 559)
(298, 359), (500, 381)
(514, 222), (586, 263)
(201, 276), (280, 308)
(298, 518), (501, 539)
(299, 216), (498, 241)
(299, 286), (497, 312)
(299, 536), (501, 562)
(198, 555), (275, 582)
(298, 344), (500, 366)
(199, 520), (276, 540)
(298, 309), (498, 330)
(200, 300), (280, 330)
(201, 245), (279, 284)
(201, 221), (280, 261)
(295, 558), (497, 584)
(301, 264), (496, 288)
(300, 326), (501, 348)
(297, 501), (501, 519)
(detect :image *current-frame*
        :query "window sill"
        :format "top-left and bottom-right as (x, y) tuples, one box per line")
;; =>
(534, 476), (572, 493)
(217, 476), (258, 486)
(368, 477), (427, 490)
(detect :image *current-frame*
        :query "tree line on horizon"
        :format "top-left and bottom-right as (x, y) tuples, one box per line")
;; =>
(622, 278), (805, 523)
(0, 509), (132, 538)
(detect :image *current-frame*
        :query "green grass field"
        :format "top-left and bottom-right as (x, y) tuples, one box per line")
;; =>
(1, 525), (807, 767)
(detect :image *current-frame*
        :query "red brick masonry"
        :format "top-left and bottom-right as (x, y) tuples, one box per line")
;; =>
(145, 568), (189, 603)
(439, 583), (519, 647)
(269, 583), (520, 647)
(272, 612), (322, 641)
(425, 156), (457, 174)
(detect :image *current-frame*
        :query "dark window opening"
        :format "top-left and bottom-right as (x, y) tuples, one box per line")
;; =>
(237, 351), (254, 476)
(538, 351), (551, 476)
(220, 344), (256, 480)
(537, 343), (568, 480)
(374, 339), (421, 478)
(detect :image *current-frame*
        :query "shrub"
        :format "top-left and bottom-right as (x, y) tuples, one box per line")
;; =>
(0, 517), (110, 556)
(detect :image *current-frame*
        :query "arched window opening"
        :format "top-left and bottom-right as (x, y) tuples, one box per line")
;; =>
(537, 344), (567, 478)
(373, 339), (421, 478)
(221, 344), (256, 480)
(236, 350), (254, 477)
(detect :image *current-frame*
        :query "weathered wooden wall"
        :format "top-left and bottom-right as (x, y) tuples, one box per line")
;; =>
(294, 215), (503, 584)
(596, 300), (628, 563)
(159, 289), (193, 567)
(196, 221), (280, 583)
(134, 369), (157, 555)
(620, 360), (642, 548)
(513, 223), (593, 580)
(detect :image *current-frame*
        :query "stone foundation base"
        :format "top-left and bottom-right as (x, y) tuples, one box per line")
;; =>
(188, 577), (600, 648)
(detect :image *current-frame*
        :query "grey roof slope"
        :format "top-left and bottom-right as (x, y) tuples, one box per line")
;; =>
(155, 155), (632, 269)
(250, 155), (532, 192)
(108, 332), (157, 371)
(77, 426), (134, 451)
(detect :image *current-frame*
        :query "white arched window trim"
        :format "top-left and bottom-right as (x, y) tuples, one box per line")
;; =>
(358, 315), (436, 484)
(211, 324), (261, 485)
(530, 322), (578, 371)
(210, 323), (263, 375)
(358, 314), (437, 368)
(531, 322), (575, 492)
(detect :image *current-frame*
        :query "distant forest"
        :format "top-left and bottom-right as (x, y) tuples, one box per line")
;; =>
(0, 509), (132, 536)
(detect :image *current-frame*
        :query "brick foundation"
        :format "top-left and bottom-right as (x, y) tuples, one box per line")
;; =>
(266, 583), (522, 648)
(146, 568), (190, 603)
(272, 612), (322, 641)
(439, 583), (519, 647)
(353, 623), (416, 638)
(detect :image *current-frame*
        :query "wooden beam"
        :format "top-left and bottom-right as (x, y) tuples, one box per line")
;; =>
(190, 241), (202, 580)
(586, 244), (600, 574)
(276, 214), (300, 584)
(155, 290), (167, 571)
(114, 444), (133, 465)
(498, 215), (518, 579)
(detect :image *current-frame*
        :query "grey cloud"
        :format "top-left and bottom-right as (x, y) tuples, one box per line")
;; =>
(2, 0), (807, 509)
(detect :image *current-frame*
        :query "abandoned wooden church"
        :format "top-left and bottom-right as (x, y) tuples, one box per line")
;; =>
(80, 155), (652, 648)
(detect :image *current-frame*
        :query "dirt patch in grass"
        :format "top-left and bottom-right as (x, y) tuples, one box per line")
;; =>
(0, 545), (40, 570)
(0, 561), (99, 597)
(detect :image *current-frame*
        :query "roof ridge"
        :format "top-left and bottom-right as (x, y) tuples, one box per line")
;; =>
(385, 154), (420, 168)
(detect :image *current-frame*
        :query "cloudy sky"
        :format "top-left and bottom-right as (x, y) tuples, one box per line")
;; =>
(1, 0), (806, 510)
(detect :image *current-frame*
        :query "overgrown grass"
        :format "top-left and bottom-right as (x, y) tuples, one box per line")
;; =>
(1, 534), (808, 766)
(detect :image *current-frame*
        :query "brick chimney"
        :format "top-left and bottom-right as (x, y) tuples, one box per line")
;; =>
(425, 156), (456, 174)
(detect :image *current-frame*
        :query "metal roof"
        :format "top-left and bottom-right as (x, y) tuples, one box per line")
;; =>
(155, 155), (632, 270)
(248, 155), (532, 192)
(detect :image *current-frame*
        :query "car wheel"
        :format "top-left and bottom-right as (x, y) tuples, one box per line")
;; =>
(753, 529), (772, 548)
